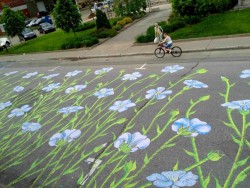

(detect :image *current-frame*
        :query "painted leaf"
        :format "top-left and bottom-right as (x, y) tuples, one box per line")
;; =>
(173, 160), (178, 171)
(139, 182), (152, 187)
(123, 161), (136, 173)
(231, 135), (241, 145)
(125, 182), (140, 188)
(214, 178), (222, 188)
(233, 172), (248, 185)
(184, 149), (195, 157)
(156, 125), (161, 135)
(246, 140), (250, 148)
(29, 160), (39, 170)
(77, 171), (85, 185)
(237, 156), (250, 167)
(199, 95), (210, 101)
(63, 167), (79, 175)
(144, 153), (149, 165)
(204, 174), (211, 187)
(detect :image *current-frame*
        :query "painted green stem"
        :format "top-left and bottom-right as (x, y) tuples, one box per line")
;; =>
(191, 138), (205, 188)
(184, 158), (209, 171)
(223, 114), (247, 188)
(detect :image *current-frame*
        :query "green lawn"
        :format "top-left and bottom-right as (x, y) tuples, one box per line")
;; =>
(171, 8), (250, 39)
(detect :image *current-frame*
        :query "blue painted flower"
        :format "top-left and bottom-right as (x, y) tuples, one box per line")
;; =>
(183, 80), (208, 88)
(8, 105), (32, 118)
(109, 99), (136, 112)
(13, 86), (24, 92)
(146, 87), (172, 100)
(146, 170), (198, 188)
(121, 72), (142, 80)
(172, 118), (211, 137)
(161, 65), (184, 73)
(240, 70), (250, 78)
(42, 83), (60, 92)
(114, 132), (150, 153)
(65, 70), (82, 77)
(94, 88), (114, 98)
(0, 101), (12, 111)
(65, 85), (87, 94)
(49, 129), (81, 146)
(58, 106), (84, 115)
(23, 72), (38, 78)
(4, 71), (18, 76)
(22, 122), (41, 133)
(95, 67), (113, 75)
(221, 100), (250, 112)
(42, 73), (60, 79)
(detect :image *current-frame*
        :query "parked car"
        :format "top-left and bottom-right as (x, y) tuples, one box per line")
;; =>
(18, 28), (37, 41)
(33, 16), (53, 26)
(26, 19), (38, 27)
(91, 2), (106, 13)
(38, 23), (56, 34)
(0, 37), (11, 51)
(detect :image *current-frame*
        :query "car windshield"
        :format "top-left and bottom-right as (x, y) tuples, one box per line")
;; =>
(41, 23), (51, 27)
(22, 28), (32, 34)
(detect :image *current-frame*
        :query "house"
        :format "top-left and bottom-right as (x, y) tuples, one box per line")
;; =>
(24, 0), (56, 17)
(0, 0), (30, 17)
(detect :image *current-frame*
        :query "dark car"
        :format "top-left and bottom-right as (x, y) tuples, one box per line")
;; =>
(38, 23), (56, 34)
(18, 28), (37, 41)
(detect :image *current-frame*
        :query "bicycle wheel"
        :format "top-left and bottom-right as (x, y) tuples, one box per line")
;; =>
(154, 47), (165, 58)
(171, 46), (182, 57)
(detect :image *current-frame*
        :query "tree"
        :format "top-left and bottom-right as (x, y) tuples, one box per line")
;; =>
(96, 9), (111, 30)
(52, 0), (82, 37)
(1, 6), (25, 38)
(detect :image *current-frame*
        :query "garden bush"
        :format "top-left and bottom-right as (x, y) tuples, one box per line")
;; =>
(75, 22), (96, 32)
(136, 34), (154, 43)
(94, 29), (117, 38)
(96, 9), (111, 30)
(123, 17), (133, 24)
(61, 36), (98, 49)
(113, 24), (123, 31)
(117, 20), (126, 26)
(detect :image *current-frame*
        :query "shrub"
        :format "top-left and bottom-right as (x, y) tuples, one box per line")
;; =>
(123, 17), (133, 24)
(94, 29), (117, 38)
(117, 20), (126, 26)
(96, 9), (111, 30)
(136, 34), (154, 43)
(75, 22), (96, 32)
(113, 24), (123, 31)
(61, 36), (99, 49)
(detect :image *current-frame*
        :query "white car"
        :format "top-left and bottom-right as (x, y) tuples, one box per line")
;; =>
(91, 2), (107, 13)
(0, 37), (11, 51)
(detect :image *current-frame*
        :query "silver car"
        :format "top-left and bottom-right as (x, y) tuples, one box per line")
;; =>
(0, 37), (11, 51)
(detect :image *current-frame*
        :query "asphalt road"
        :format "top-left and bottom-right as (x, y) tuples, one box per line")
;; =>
(0, 50), (249, 188)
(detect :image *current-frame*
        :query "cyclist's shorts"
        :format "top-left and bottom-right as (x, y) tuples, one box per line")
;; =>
(163, 43), (172, 48)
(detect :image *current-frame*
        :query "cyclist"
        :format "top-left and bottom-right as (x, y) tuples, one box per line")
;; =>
(160, 32), (173, 53)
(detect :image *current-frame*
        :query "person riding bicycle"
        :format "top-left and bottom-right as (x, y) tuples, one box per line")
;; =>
(160, 32), (173, 53)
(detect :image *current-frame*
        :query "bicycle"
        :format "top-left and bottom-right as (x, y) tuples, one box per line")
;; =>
(154, 44), (182, 58)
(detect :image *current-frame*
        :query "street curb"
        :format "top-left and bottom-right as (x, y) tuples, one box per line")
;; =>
(69, 45), (250, 60)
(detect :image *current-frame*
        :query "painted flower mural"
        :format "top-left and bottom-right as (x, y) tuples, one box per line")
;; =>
(114, 132), (150, 153)
(221, 100), (250, 112)
(146, 170), (198, 187)
(145, 87), (172, 100)
(240, 69), (250, 78)
(42, 73), (60, 79)
(49, 129), (81, 146)
(95, 67), (113, 75)
(172, 118), (211, 137)
(0, 101), (12, 111)
(23, 72), (38, 78)
(65, 85), (87, 94)
(13, 86), (24, 92)
(65, 70), (82, 77)
(94, 88), (114, 98)
(183, 80), (208, 88)
(42, 83), (60, 92)
(121, 72), (142, 81)
(161, 65), (184, 73)
(22, 122), (41, 132)
(109, 99), (136, 112)
(8, 105), (32, 118)
(58, 106), (84, 115)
